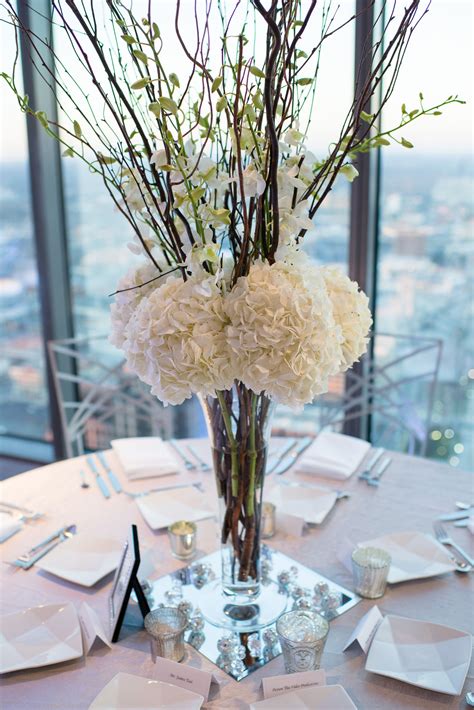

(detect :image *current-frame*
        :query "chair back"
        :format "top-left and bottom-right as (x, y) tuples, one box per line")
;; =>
(273, 332), (442, 457)
(47, 335), (173, 458)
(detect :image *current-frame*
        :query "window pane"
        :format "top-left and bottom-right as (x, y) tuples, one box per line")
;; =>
(0, 22), (51, 446)
(374, 0), (474, 468)
(273, 1), (355, 434)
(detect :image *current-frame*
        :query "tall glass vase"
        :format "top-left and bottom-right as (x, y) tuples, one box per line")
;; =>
(200, 383), (274, 603)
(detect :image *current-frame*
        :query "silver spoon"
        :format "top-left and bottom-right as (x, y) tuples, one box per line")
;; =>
(465, 691), (474, 706)
(80, 470), (90, 489)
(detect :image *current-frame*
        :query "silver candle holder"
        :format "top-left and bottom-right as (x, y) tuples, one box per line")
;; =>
(276, 609), (329, 674)
(261, 502), (276, 539)
(351, 546), (391, 599)
(145, 607), (187, 662)
(168, 520), (197, 560)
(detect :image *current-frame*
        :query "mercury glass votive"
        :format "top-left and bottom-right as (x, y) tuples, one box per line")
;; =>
(168, 520), (197, 560)
(145, 607), (188, 662)
(276, 610), (329, 673)
(261, 502), (276, 539)
(351, 546), (391, 599)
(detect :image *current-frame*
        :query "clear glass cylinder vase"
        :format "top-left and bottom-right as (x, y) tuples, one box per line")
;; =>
(199, 383), (274, 603)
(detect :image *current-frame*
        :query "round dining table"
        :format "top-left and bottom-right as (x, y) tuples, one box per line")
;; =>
(0, 439), (473, 709)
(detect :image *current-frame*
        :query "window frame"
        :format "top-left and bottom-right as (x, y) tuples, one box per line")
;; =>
(5, 0), (382, 460)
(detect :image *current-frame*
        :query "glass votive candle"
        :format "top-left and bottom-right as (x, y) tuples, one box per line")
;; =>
(351, 546), (391, 599)
(276, 610), (329, 673)
(261, 502), (276, 539)
(145, 607), (188, 662)
(168, 520), (197, 560)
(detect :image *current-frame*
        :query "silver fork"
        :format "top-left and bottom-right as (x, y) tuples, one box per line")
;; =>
(186, 445), (211, 472)
(168, 439), (198, 470)
(358, 448), (385, 481)
(433, 520), (474, 568)
(366, 457), (392, 486)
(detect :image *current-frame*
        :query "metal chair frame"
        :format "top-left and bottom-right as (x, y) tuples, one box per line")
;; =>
(317, 332), (442, 456)
(47, 335), (172, 458)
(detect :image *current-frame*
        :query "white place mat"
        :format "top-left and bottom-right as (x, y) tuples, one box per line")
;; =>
(357, 531), (457, 583)
(265, 483), (337, 525)
(0, 512), (22, 543)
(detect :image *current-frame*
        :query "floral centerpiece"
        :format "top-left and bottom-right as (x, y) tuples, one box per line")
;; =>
(3, 0), (462, 602)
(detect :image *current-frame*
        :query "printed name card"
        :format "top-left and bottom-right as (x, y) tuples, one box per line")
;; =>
(336, 536), (355, 573)
(153, 656), (221, 700)
(78, 602), (112, 654)
(276, 511), (305, 537)
(262, 669), (326, 699)
(342, 606), (383, 654)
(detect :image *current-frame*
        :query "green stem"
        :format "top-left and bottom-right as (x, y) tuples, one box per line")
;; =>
(216, 390), (239, 497)
(246, 393), (258, 516)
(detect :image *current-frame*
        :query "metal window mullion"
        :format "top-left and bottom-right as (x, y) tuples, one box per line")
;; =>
(345, 0), (382, 441)
(18, 0), (74, 460)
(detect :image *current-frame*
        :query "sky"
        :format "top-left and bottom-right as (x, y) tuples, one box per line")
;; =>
(0, 0), (472, 162)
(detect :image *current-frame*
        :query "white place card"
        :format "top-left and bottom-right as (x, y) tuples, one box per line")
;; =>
(262, 669), (326, 699)
(336, 536), (355, 573)
(276, 511), (305, 537)
(153, 656), (221, 700)
(79, 602), (112, 654)
(342, 606), (383, 654)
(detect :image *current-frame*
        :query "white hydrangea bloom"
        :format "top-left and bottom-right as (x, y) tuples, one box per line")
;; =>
(122, 276), (234, 405)
(321, 266), (372, 370)
(224, 261), (344, 408)
(109, 261), (161, 349)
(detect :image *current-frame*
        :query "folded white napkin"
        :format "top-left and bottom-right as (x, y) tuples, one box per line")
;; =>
(0, 512), (22, 543)
(111, 437), (180, 480)
(136, 487), (215, 530)
(295, 431), (371, 480)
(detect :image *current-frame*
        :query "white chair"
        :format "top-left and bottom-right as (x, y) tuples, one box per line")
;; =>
(47, 335), (174, 458)
(273, 332), (442, 457)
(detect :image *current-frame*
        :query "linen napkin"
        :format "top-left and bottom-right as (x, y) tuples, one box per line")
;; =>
(136, 486), (215, 530)
(295, 431), (371, 480)
(111, 437), (180, 480)
(0, 512), (22, 543)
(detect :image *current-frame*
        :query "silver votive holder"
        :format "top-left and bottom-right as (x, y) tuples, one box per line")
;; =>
(261, 502), (276, 539)
(168, 520), (197, 560)
(276, 609), (329, 674)
(351, 546), (391, 599)
(145, 607), (187, 662)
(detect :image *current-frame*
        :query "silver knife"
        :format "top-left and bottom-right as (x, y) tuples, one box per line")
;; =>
(18, 524), (77, 559)
(439, 509), (473, 522)
(96, 451), (123, 493)
(86, 455), (111, 499)
(274, 437), (314, 476)
(14, 525), (77, 569)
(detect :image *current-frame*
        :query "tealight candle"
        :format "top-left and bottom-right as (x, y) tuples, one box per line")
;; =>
(351, 546), (391, 599)
(276, 610), (329, 673)
(261, 502), (276, 538)
(168, 520), (197, 560)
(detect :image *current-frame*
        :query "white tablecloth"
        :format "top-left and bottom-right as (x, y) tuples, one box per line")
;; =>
(0, 440), (473, 709)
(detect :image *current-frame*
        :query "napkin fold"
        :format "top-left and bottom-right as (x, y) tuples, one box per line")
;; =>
(295, 431), (371, 480)
(111, 437), (180, 480)
(0, 512), (22, 543)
